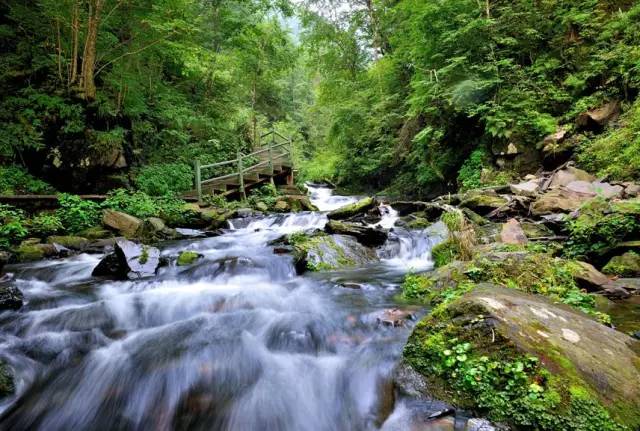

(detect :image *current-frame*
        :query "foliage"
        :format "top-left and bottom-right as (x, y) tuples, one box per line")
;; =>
(441, 210), (475, 261)
(564, 198), (640, 259)
(401, 273), (433, 301)
(27, 213), (64, 237)
(56, 193), (101, 234)
(404, 326), (625, 431)
(431, 240), (459, 268)
(247, 183), (280, 208)
(299, 0), (640, 196)
(579, 100), (640, 181)
(0, 203), (27, 248)
(134, 163), (193, 196)
(102, 189), (195, 226)
(0, 166), (54, 195)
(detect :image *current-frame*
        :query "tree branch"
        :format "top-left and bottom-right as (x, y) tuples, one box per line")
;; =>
(94, 33), (173, 77)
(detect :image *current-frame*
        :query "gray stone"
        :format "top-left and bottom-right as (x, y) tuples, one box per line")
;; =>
(500, 218), (528, 245)
(510, 180), (539, 197)
(102, 209), (142, 237)
(92, 239), (161, 280)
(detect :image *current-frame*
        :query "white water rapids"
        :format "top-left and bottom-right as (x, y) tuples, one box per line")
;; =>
(0, 186), (452, 431)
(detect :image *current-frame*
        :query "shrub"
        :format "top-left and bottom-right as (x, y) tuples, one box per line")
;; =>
(103, 189), (159, 219)
(134, 163), (193, 196)
(28, 213), (64, 236)
(401, 273), (433, 301)
(56, 193), (101, 233)
(0, 204), (27, 248)
(0, 166), (55, 195)
(247, 183), (280, 208)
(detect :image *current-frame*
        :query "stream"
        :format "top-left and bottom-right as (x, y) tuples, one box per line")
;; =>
(0, 186), (449, 431)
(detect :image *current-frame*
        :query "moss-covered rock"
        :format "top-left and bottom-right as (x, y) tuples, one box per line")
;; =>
(288, 232), (377, 273)
(0, 361), (14, 399)
(603, 251), (640, 277)
(324, 219), (387, 247)
(327, 197), (376, 219)
(15, 241), (57, 262)
(403, 284), (640, 430)
(177, 251), (202, 266)
(78, 226), (112, 240)
(459, 190), (508, 214)
(46, 235), (90, 250)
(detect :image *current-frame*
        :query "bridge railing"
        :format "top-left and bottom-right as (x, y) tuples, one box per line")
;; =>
(193, 128), (293, 202)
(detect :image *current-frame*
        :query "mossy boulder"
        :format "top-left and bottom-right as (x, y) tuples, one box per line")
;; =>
(46, 235), (90, 250)
(0, 361), (14, 399)
(327, 197), (376, 219)
(603, 251), (640, 277)
(15, 241), (57, 262)
(403, 284), (640, 430)
(288, 232), (377, 273)
(177, 251), (202, 266)
(78, 226), (112, 240)
(459, 190), (508, 214)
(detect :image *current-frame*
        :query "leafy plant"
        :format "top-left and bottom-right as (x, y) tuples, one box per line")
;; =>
(0, 166), (54, 195)
(56, 194), (101, 234)
(134, 163), (193, 196)
(28, 213), (64, 237)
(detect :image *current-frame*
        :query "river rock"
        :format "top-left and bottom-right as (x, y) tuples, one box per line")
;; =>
(530, 188), (592, 215)
(603, 251), (640, 277)
(290, 233), (377, 273)
(15, 241), (58, 262)
(500, 218), (527, 245)
(325, 220), (388, 247)
(135, 217), (178, 243)
(375, 308), (415, 327)
(459, 190), (508, 214)
(0, 283), (23, 311)
(549, 166), (596, 188)
(176, 251), (203, 266)
(404, 284), (640, 429)
(572, 261), (630, 298)
(92, 239), (161, 280)
(327, 197), (376, 220)
(576, 100), (621, 129)
(509, 180), (539, 197)
(46, 235), (90, 251)
(102, 209), (142, 237)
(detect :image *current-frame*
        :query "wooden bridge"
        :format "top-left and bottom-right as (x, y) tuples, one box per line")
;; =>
(187, 128), (294, 202)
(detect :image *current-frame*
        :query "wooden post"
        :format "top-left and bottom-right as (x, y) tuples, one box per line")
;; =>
(194, 159), (202, 203)
(237, 148), (246, 200)
(288, 137), (294, 185)
(268, 128), (274, 176)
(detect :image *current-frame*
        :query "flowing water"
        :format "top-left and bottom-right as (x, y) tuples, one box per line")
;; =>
(0, 187), (448, 431)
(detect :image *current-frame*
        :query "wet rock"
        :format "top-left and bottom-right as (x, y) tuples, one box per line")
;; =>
(277, 195), (318, 212)
(255, 201), (269, 212)
(176, 251), (203, 266)
(102, 209), (142, 237)
(340, 282), (363, 289)
(390, 201), (447, 220)
(405, 284), (640, 429)
(327, 197), (376, 220)
(0, 283), (23, 311)
(510, 180), (539, 197)
(392, 362), (454, 414)
(0, 360), (14, 398)
(500, 218), (527, 245)
(603, 251), (640, 277)
(571, 261), (629, 297)
(92, 239), (160, 280)
(290, 233), (378, 273)
(46, 235), (90, 251)
(135, 217), (178, 242)
(376, 308), (415, 327)
(15, 241), (58, 262)
(78, 226), (112, 240)
(233, 208), (255, 218)
(274, 200), (290, 212)
(325, 220), (388, 247)
(459, 190), (508, 214)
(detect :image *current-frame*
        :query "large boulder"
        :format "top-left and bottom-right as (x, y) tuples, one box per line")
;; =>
(459, 190), (508, 214)
(0, 283), (23, 311)
(92, 239), (161, 280)
(135, 217), (178, 243)
(15, 240), (58, 262)
(510, 180), (540, 198)
(390, 201), (447, 220)
(530, 188), (592, 215)
(548, 166), (596, 188)
(325, 220), (388, 247)
(289, 233), (377, 273)
(102, 209), (142, 237)
(576, 100), (621, 129)
(404, 284), (640, 430)
(571, 261), (630, 298)
(327, 197), (376, 220)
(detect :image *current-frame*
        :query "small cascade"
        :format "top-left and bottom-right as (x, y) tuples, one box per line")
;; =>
(369, 204), (399, 230)
(379, 221), (448, 271)
(305, 183), (358, 212)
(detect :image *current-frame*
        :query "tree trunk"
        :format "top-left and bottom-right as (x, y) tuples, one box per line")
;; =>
(80, 0), (104, 100)
(69, 0), (80, 86)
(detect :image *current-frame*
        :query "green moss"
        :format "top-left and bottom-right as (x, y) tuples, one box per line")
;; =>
(602, 251), (640, 277)
(404, 306), (627, 431)
(407, 217), (431, 229)
(139, 246), (149, 264)
(16, 244), (45, 262)
(431, 240), (459, 268)
(177, 250), (201, 266)
(401, 273), (433, 301)
(564, 198), (640, 259)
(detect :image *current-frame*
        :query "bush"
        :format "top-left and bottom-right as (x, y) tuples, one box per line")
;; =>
(457, 148), (516, 192)
(56, 193), (101, 233)
(0, 204), (28, 248)
(134, 163), (193, 196)
(247, 183), (280, 208)
(0, 166), (55, 195)
(103, 189), (159, 219)
(28, 213), (63, 236)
